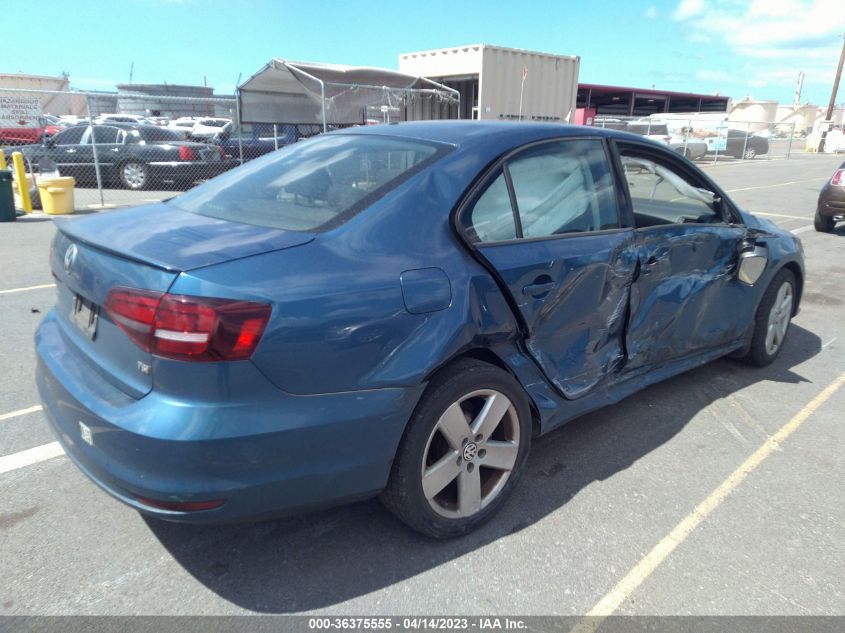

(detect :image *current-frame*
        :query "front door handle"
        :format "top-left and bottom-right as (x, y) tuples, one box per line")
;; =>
(523, 281), (556, 297)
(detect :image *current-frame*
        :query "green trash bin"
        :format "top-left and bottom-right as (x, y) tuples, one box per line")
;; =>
(0, 170), (16, 222)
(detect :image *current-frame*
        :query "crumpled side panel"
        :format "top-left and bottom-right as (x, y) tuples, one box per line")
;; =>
(526, 253), (635, 399)
(625, 225), (748, 370)
(479, 230), (638, 401)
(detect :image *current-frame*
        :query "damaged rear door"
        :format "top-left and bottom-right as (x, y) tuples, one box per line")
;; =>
(461, 138), (638, 399)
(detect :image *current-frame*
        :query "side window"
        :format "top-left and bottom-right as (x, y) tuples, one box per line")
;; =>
(53, 127), (85, 145)
(622, 153), (721, 226)
(464, 139), (619, 243)
(90, 126), (120, 144)
(467, 170), (517, 242)
(509, 139), (619, 238)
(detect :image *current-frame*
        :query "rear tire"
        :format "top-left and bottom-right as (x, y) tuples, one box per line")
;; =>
(742, 269), (795, 367)
(814, 209), (835, 233)
(381, 359), (532, 538)
(743, 146), (757, 160)
(119, 161), (149, 190)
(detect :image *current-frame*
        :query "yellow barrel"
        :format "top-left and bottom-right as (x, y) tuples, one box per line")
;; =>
(37, 177), (76, 215)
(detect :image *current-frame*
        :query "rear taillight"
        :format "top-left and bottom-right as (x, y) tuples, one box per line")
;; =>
(831, 169), (844, 186)
(217, 145), (225, 158)
(178, 146), (196, 161)
(104, 287), (271, 362)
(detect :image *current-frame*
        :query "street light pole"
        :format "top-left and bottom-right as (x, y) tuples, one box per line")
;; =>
(819, 33), (845, 153)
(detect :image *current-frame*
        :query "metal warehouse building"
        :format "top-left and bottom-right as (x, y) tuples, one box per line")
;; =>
(399, 44), (580, 123)
(576, 83), (729, 117)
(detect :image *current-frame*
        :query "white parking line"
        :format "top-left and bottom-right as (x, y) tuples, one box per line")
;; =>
(569, 369), (845, 632)
(0, 283), (55, 295)
(0, 405), (42, 422)
(791, 225), (815, 235)
(0, 442), (64, 475)
(752, 212), (810, 220)
(725, 177), (823, 192)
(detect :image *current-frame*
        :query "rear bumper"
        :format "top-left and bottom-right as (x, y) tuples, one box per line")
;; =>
(818, 188), (845, 217)
(35, 310), (422, 523)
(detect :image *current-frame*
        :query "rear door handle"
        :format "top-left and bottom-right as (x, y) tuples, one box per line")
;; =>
(523, 281), (556, 297)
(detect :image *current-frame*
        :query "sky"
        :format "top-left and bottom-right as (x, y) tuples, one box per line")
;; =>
(5, 0), (845, 107)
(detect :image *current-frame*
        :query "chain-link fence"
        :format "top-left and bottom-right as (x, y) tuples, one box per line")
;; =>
(1, 87), (360, 211)
(593, 115), (798, 163)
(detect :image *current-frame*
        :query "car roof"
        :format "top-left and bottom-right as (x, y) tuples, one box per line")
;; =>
(330, 120), (650, 150)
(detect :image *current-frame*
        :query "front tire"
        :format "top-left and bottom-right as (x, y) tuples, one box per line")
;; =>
(743, 269), (795, 366)
(381, 359), (532, 538)
(814, 209), (835, 233)
(743, 146), (758, 160)
(119, 161), (149, 190)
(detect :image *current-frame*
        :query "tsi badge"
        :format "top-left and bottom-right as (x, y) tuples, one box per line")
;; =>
(78, 421), (93, 446)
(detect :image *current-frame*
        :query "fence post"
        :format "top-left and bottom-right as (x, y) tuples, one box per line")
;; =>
(273, 124), (278, 150)
(234, 88), (244, 165)
(713, 124), (720, 164)
(86, 98), (105, 207)
(786, 122), (794, 159)
(740, 122), (750, 161)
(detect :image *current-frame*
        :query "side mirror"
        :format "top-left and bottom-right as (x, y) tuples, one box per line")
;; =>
(737, 245), (768, 285)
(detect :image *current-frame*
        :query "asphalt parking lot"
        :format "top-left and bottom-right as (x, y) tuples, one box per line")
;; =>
(1, 152), (843, 619)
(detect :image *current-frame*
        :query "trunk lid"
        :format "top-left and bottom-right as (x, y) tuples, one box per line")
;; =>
(58, 203), (315, 271)
(52, 204), (315, 397)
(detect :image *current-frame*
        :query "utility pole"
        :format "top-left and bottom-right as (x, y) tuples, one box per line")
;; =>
(819, 34), (845, 152)
(793, 71), (804, 106)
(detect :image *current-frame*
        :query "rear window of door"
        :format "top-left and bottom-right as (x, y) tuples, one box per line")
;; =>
(465, 138), (620, 242)
(53, 127), (85, 145)
(89, 126), (120, 144)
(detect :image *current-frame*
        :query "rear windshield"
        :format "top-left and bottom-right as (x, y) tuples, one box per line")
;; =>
(170, 134), (446, 231)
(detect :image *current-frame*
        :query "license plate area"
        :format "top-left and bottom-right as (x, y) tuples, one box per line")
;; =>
(71, 294), (99, 339)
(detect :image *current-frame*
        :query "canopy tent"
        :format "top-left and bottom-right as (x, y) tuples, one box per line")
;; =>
(238, 59), (460, 129)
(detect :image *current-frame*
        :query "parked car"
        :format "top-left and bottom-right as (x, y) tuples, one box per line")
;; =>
(625, 121), (707, 160)
(35, 122), (804, 538)
(94, 114), (148, 125)
(209, 123), (296, 161)
(167, 117), (199, 138)
(706, 128), (769, 159)
(39, 114), (68, 139)
(190, 117), (231, 139)
(814, 160), (845, 232)
(17, 123), (235, 190)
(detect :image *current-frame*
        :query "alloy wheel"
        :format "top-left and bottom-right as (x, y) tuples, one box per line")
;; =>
(765, 281), (793, 356)
(122, 162), (147, 189)
(421, 389), (520, 519)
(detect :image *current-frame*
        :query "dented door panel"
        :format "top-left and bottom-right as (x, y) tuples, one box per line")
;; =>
(478, 230), (638, 399)
(625, 224), (748, 370)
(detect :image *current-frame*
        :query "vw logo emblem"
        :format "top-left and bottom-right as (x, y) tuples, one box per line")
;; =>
(63, 244), (78, 273)
(463, 442), (478, 462)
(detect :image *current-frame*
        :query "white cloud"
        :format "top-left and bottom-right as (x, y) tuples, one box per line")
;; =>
(673, 0), (706, 20)
(672, 0), (845, 100)
(643, 6), (659, 19)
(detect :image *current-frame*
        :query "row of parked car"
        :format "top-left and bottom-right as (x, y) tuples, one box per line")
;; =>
(6, 119), (328, 190)
(601, 119), (770, 160)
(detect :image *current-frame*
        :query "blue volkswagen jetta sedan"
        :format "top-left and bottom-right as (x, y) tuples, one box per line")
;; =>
(36, 121), (804, 538)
